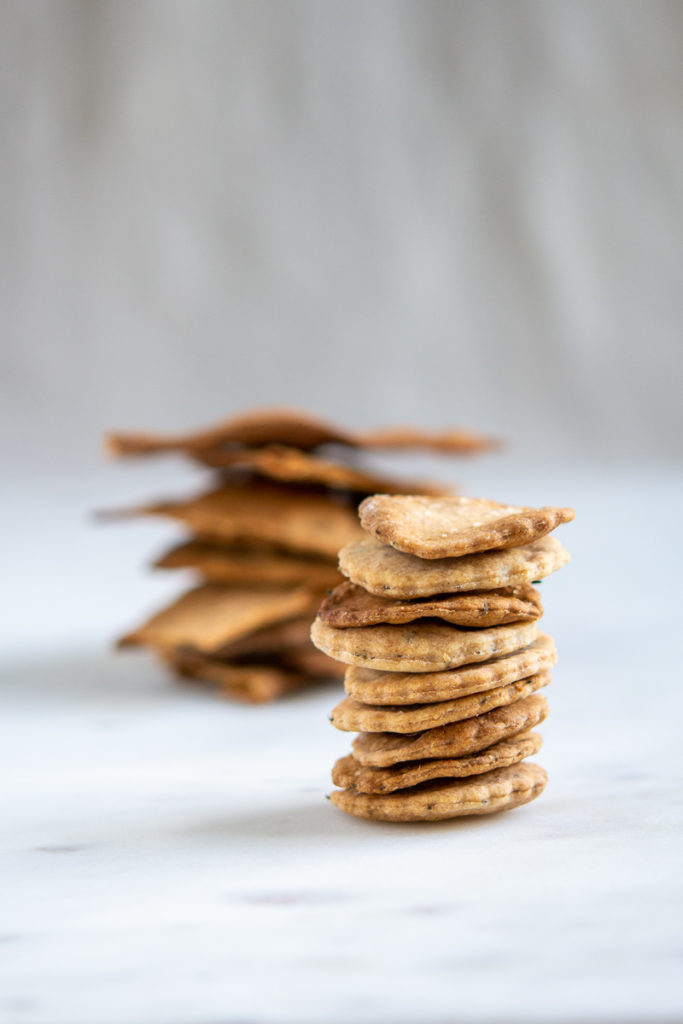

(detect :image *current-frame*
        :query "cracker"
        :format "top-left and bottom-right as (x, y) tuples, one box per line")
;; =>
(359, 494), (575, 559)
(105, 407), (358, 456)
(310, 617), (538, 673)
(344, 634), (556, 704)
(355, 425), (498, 454)
(352, 694), (548, 766)
(105, 408), (496, 458)
(338, 534), (569, 598)
(318, 580), (542, 629)
(194, 444), (448, 496)
(329, 762), (547, 821)
(128, 481), (365, 559)
(331, 670), (550, 733)
(154, 539), (341, 591)
(118, 583), (314, 654)
(166, 649), (312, 704)
(332, 731), (543, 793)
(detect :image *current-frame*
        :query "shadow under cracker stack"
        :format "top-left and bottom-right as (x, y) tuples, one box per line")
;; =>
(103, 407), (497, 703)
(311, 492), (574, 821)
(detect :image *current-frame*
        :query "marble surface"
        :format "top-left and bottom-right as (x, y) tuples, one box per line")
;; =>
(2, 463), (683, 1024)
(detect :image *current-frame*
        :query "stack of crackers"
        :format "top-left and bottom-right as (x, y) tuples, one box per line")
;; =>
(105, 408), (494, 703)
(311, 494), (574, 821)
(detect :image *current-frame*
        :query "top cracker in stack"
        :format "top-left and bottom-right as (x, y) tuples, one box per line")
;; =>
(311, 494), (574, 820)
(105, 409), (496, 703)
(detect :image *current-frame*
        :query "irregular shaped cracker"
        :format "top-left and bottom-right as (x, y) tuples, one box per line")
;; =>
(166, 649), (312, 704)
(105, 407), (496, 458)
(105, 407), (358, 456)
(338, 534), (569, 598)
(318, 580), (542, 629)
(359, 494), (575, 559)
(352, 694), (548, 766)
(330, 762), (547, 821)
(332, 731), (543, 793)
(118, 584), (314, 654)
(194, 444), (448, 496)
(310, 617), (538, 673)
(331, 670), (550, 733)
(344, 634), (557, 704)
(355, 426), (498, 454)
(154, 539), (341, 591)
(121, 481), (364, 559)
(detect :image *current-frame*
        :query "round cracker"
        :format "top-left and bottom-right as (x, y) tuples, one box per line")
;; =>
(352, 694), (548, 767)
(330, 762), (548, 821)
(344, 634), (556, 704)
(331, 670), (551, 733)
(332, 730), (543, 793)
(310, 616), (538, 673)
(318, 580), (543, 629)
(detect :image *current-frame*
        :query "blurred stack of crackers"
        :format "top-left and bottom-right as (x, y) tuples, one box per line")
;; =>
(311, 494), (574, 821)
(105, 408), (495, 703)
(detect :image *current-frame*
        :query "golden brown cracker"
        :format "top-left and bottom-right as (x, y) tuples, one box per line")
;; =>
(154, 539), (341, 591)
(332, 731), (543, 793)
(330, 670), (550, 733)
(194, 444), (449, 496)
(118, 583), (313, 654)
(131, 481), (364, 559)
(166, 649), (312, 704)
(359, 494), (575, 559)
(318, 580), (542, 629)
(310, 616), (538, 673)
(344, 634), (556, 704)
(330, 762), (547, 821)
(352, 694), (548, 767)
(338, 534), (569, 598)
(105, 407), (358, 457)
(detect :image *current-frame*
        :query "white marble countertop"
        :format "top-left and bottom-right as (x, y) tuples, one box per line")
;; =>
(2, 463), (682, 1024)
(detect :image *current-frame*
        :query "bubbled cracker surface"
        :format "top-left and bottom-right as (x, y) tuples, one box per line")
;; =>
(358, 495), (575, 559)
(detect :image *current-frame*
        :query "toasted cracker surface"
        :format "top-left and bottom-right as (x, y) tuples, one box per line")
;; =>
(318, 580), (542, 629)
(332, 731), (543, 793)
(133, 481), (364, 559)
(339, 534), (569, 598)
(331, 670), (550, 733)
(154, 539), (341, 591)
(352, 694), (548, 766)
(311, 617), (538, 673)
(344, 634), (556, 704)
(359, 494), (574, 559)
(330, 762), (547, 821)
(194, 444), (448, 496)
(119, 583), (313, 654)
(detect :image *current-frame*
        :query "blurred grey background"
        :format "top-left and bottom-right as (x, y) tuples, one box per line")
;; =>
(1, 0), (682, 475)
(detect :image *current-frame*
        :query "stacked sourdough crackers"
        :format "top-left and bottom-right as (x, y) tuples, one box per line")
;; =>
(311, 494), (574, 821)
(105, 408), (494, 703)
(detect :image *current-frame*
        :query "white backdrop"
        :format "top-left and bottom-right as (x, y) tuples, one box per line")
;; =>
(1, 0), (682, 474)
